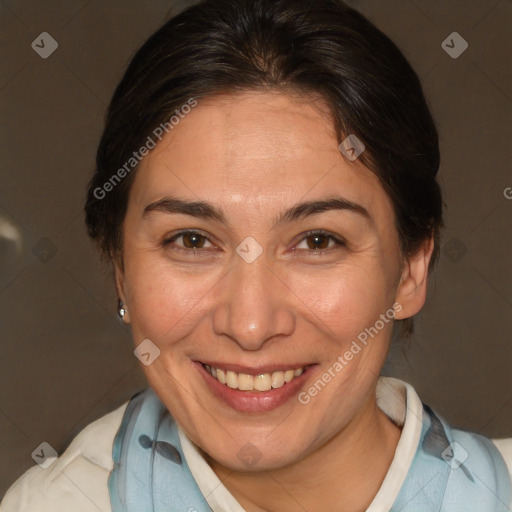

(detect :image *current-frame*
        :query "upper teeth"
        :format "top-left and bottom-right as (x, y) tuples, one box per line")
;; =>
(204, 364), (305, 391)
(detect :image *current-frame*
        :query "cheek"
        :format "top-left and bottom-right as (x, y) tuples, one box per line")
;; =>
(291, 262), (391, 335)
(123, 256), (223, 344)
(123, 247), (397, 352)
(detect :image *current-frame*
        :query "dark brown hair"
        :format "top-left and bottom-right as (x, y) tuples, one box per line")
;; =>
(84, 0), (443, 336)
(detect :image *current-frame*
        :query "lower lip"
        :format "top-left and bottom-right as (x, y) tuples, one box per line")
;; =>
(193, 361), (318, 413)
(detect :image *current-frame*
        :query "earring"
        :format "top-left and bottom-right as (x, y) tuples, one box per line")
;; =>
(118, 299), (127, 319)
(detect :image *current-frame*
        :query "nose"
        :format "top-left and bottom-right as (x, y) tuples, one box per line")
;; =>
(211, 252), (296, 351)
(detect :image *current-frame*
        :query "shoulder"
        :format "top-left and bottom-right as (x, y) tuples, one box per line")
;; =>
(445, 426), (512, 511)
(423, 405), (512, 511)
(450, 425), (512, 485)
(1, 401), (128, 512)
(492, 437), (512, 479)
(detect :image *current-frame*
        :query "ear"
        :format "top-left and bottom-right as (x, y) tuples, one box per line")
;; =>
(114, 262), (131, 324)
(394, 236), (435, 320)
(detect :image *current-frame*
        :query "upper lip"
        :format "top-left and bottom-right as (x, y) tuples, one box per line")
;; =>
(197, 360), (316, 376)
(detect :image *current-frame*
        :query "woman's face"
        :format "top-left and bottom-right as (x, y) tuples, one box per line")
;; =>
(117, 91), (428, 471)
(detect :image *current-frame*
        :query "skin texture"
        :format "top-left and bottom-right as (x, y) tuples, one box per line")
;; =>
(116, 91), (434, 512)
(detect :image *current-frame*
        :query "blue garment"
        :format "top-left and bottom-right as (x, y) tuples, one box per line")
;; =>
(108, 388), (511, 512)
(393, 404), (510, 511)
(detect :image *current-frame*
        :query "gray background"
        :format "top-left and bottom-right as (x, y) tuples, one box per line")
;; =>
(0, 0), (511, 497)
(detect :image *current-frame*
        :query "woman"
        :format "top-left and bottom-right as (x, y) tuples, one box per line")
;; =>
(2, 0), (511, 510)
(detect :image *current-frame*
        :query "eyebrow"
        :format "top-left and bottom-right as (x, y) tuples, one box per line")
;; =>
(143, 195), (371, 228)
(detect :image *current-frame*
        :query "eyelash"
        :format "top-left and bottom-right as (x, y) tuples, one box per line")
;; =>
(162, 229), (346, 255)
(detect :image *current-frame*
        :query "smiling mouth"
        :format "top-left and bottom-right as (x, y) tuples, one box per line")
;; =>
(201, 363), (314, 392)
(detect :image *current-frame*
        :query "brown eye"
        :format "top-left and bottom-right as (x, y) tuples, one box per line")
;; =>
(163, 230), (214, 251)
(182, 232), (207, 249)
(306, 234), (330, 250)
(294, 230), (345, 252)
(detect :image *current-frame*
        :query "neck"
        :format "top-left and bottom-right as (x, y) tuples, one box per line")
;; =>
(207, 395), (401, 512)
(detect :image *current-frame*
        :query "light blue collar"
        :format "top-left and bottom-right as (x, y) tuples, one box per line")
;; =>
(108, 388), (511, 512)
(108, 388), (213, 511)
(391, 403), (511, 511)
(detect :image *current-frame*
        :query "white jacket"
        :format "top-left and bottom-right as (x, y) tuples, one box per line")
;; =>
(2, 378), (512, 512)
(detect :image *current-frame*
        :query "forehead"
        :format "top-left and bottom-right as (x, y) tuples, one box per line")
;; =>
(130, 91), (394, 224)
